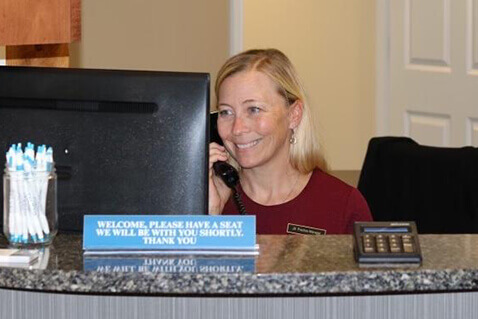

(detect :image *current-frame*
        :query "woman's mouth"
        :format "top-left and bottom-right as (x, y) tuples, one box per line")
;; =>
(235, 139), (260, 149)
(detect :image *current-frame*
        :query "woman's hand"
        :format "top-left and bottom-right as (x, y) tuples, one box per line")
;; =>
(209, 142), (232, 215)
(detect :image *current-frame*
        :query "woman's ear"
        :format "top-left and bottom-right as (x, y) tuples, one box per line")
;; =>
(288, 100), (303, 130)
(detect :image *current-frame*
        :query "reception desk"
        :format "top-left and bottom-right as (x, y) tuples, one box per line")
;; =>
(0, 234), (477, 318)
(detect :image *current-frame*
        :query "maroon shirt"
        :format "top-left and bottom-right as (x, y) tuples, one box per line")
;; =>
(222, 169), (372, 234)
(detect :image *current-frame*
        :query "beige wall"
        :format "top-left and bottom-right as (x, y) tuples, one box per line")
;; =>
(244, 0), (375, 170)
(69, 0), (229, 97)
(1, 1), (229, 94)
(1, 0), (375, 170)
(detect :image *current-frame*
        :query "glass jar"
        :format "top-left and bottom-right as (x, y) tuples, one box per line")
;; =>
(3, 169), (58, 247)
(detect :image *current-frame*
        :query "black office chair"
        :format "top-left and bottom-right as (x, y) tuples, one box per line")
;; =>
(357, 137), (478, 234)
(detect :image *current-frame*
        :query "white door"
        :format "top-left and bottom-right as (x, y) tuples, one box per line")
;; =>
(388, 0), (478, 147)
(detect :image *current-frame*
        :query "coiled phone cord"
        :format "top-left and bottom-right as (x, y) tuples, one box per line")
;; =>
(232, 187), (247, 215)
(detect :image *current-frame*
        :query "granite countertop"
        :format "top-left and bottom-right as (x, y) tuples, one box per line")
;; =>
(0, 233), (477, 296)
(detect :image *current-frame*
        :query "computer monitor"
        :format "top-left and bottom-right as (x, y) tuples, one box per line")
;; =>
(0, 66), (210, 232)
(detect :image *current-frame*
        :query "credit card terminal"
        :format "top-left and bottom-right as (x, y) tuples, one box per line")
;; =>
(353, 221), (422, 266)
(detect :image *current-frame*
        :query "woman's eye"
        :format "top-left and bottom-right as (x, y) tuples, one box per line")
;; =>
(248, 106), (261, 114)
(218, 109), (232, 117)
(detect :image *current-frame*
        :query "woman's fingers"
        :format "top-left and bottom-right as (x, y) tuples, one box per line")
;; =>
(209, 143), (228, 169)
(208, 143), (232, 214)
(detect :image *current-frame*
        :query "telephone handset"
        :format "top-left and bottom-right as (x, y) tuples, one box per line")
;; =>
(213, 161), (239, 189)
(213, 161), (247, 215)
(210, 111), (246, 214)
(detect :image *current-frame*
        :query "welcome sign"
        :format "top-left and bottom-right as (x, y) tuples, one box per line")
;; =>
(83, 215), (256, 253)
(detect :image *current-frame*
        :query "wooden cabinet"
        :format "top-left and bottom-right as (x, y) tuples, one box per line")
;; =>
(0, 0), (81, 45)
(0, 0), (81, 66)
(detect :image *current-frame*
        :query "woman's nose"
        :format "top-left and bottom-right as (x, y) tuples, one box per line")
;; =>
(232, 116), (249, 135)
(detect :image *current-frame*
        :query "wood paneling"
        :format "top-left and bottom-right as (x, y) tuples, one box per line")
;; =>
(405, 0), (450, 69)
(466, 117), (478, 146)
(466, 0), (478, 74)
(390, 0), (478, 148)
(0, 0), (81, 45)
(405, 111), (451, 146)
(6, 44), (69, 67)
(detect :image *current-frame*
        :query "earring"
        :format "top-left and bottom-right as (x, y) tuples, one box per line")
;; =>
(289, 129), (297, 145)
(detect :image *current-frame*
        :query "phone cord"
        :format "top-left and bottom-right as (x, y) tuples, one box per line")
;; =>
(232, 187), (247, 215)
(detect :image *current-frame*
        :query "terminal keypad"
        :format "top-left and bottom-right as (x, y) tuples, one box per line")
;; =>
(362, 234), (416, 254)
(354, 222), (422, 265)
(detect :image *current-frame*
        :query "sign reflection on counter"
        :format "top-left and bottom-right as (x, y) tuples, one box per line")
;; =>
(83, 256), (256, 273)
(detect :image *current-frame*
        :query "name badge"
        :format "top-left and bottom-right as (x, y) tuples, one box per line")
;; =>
(287, 223), (326, 235)
(83, 215), (257, 253)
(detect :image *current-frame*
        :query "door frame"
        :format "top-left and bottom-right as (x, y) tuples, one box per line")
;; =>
(376, 0), (391, 136)
(229, 0), (243, 56)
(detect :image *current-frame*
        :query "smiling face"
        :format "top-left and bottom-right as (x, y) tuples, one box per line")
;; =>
(217, 70), (298, 170)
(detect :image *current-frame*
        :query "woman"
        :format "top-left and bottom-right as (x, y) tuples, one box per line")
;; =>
(209, 49), (372, 234)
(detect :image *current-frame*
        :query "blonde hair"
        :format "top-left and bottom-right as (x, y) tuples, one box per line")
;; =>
(215, 48), (326, 173)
